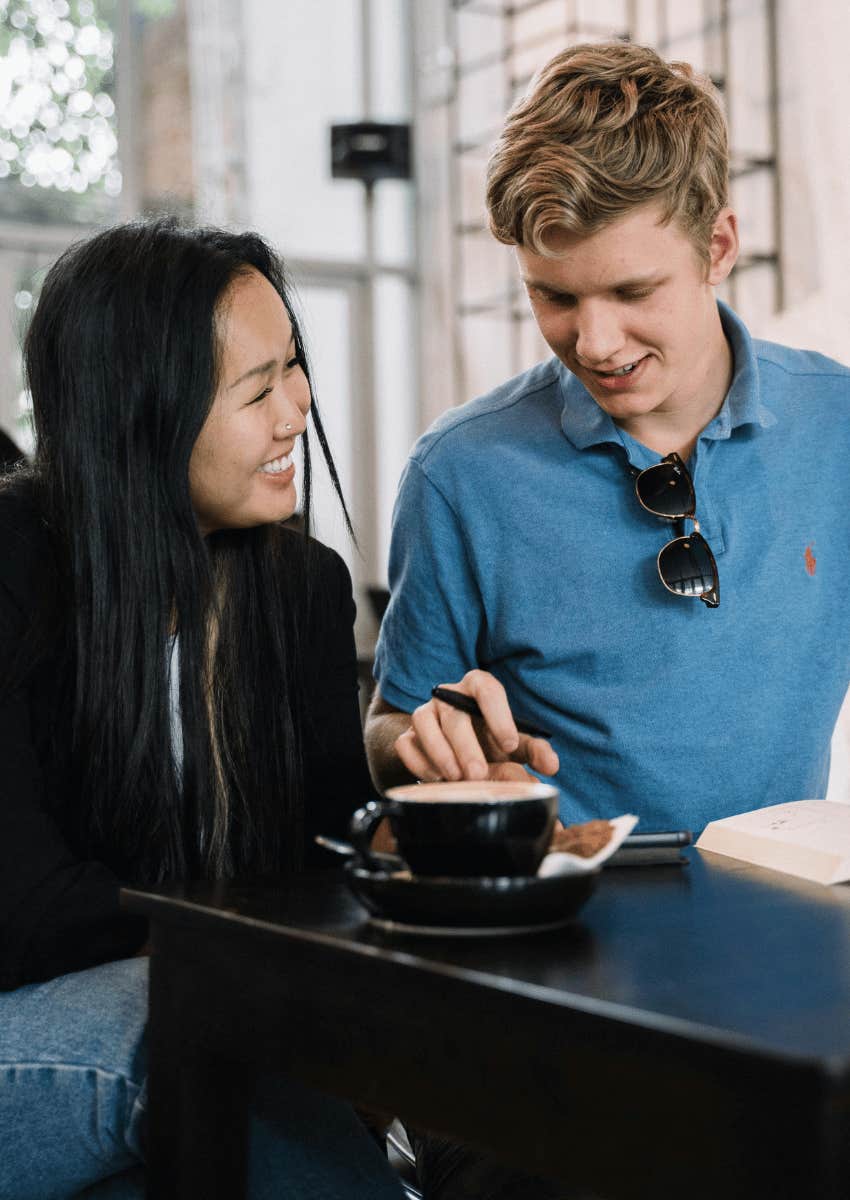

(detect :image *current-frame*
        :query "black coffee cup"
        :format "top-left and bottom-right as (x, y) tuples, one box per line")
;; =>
(349, 780), (559, 878)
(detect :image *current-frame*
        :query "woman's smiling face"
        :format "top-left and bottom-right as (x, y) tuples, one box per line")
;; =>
(189, 268), (311, 536)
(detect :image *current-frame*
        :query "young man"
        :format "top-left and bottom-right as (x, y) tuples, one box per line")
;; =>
(366, 39), (850, 1200)
(366, 42), (850, 841)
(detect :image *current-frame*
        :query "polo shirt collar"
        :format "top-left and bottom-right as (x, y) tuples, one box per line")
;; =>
(557, 299), (777, 454)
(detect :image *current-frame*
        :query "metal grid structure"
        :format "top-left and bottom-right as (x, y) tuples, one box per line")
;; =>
(441, 0), (782, 402)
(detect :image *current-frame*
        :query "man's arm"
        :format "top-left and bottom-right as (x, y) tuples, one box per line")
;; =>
(364, 688), (418, 793)
(366, 461), (558, 793)
(365, 676), (559, 794)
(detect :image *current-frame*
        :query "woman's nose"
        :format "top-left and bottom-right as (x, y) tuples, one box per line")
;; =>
(273, 378), (310, 439)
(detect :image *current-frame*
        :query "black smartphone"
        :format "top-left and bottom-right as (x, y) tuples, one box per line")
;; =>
(606, 830), (692, 867)
(622, 831), (692, 849)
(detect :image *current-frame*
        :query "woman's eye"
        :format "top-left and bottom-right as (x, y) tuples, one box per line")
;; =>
(285, 354), (301, 370)
(619, 290), (653, 302)
(250, 387), (272, 405)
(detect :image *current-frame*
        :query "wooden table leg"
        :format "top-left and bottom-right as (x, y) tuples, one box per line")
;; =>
(145, 946), (251, 1198)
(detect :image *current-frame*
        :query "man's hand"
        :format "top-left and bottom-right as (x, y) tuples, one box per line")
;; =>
(386, 670), (558, 784)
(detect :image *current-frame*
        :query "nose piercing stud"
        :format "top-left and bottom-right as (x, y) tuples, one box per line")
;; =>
(284, 423), (292, 430)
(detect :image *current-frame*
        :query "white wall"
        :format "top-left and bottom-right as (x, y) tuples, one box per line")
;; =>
(235, 0), (417, 651)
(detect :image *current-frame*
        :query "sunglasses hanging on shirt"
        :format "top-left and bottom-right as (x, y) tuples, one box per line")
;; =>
(634, 452), (720, 608)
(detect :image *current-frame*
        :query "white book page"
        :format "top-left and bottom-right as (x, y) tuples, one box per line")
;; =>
(697, 800), (850, 884)
(708, 800), (850, 850)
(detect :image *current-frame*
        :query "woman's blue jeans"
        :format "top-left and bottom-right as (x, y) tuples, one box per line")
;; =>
(0, 956), (404, 1200)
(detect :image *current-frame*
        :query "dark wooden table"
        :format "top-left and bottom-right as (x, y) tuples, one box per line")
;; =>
(122, 850), (850, 1199)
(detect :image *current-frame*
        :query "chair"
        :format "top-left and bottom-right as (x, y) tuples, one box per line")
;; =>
(71, 1123), (421, 1198)
(74, 1167), (145, 1197)
(386, 1119), (423, 1199)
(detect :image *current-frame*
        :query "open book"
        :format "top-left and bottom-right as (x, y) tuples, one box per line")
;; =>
(696, 799), (850, 885)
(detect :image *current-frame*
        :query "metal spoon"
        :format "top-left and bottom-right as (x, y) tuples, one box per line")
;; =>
(314, 834), (404, 870)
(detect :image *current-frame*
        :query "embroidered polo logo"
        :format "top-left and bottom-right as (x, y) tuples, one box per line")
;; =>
(804, 544), (816, 576)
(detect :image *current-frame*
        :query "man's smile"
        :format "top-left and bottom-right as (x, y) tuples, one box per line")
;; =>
(577, 354), (652, 391)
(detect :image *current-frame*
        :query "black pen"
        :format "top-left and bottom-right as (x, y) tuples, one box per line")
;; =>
(431, 685), (553, 740)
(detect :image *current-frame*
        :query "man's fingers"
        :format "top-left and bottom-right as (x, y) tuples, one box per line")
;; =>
(408, 703), (466, 781)
(395, 723), (559, 785)
(487, 761), (538, 783)
(459, 670), (520, 753)
(394, 726), (450, 782)
(510, 734), (560, 777)
(394, 727), (446, 782)
(432, 705), (489, 779)
(399, 672), (558, 784)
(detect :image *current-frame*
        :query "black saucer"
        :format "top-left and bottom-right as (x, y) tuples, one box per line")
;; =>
(344, 861), (598, 937)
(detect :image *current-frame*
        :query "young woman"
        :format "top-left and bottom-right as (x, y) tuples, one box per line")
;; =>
(0, 219), (404, 1199)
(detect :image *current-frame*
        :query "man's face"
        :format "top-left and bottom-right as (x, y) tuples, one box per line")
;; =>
(516, 203), (737, 424)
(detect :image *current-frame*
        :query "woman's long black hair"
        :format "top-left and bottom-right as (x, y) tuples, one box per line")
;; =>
(21, 217), (352, 882)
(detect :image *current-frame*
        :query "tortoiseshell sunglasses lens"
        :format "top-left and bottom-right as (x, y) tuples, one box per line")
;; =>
(635, 454), (719, 608)
(635, 458), (694, 519)
(658, 533), (719, 607)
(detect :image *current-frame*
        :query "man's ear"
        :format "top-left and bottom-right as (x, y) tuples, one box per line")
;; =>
(706, 207), (739, 285)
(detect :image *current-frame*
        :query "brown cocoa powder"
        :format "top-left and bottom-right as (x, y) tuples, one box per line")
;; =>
(549, 819), (613, 858)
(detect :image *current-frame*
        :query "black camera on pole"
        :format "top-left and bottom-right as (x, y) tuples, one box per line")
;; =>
(330, 122), (411, 185)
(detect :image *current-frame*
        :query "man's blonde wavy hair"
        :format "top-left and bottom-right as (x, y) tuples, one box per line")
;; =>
(486, 42), (729, 267)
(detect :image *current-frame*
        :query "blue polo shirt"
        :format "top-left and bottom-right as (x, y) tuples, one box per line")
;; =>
(374, 303), (850, 831)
